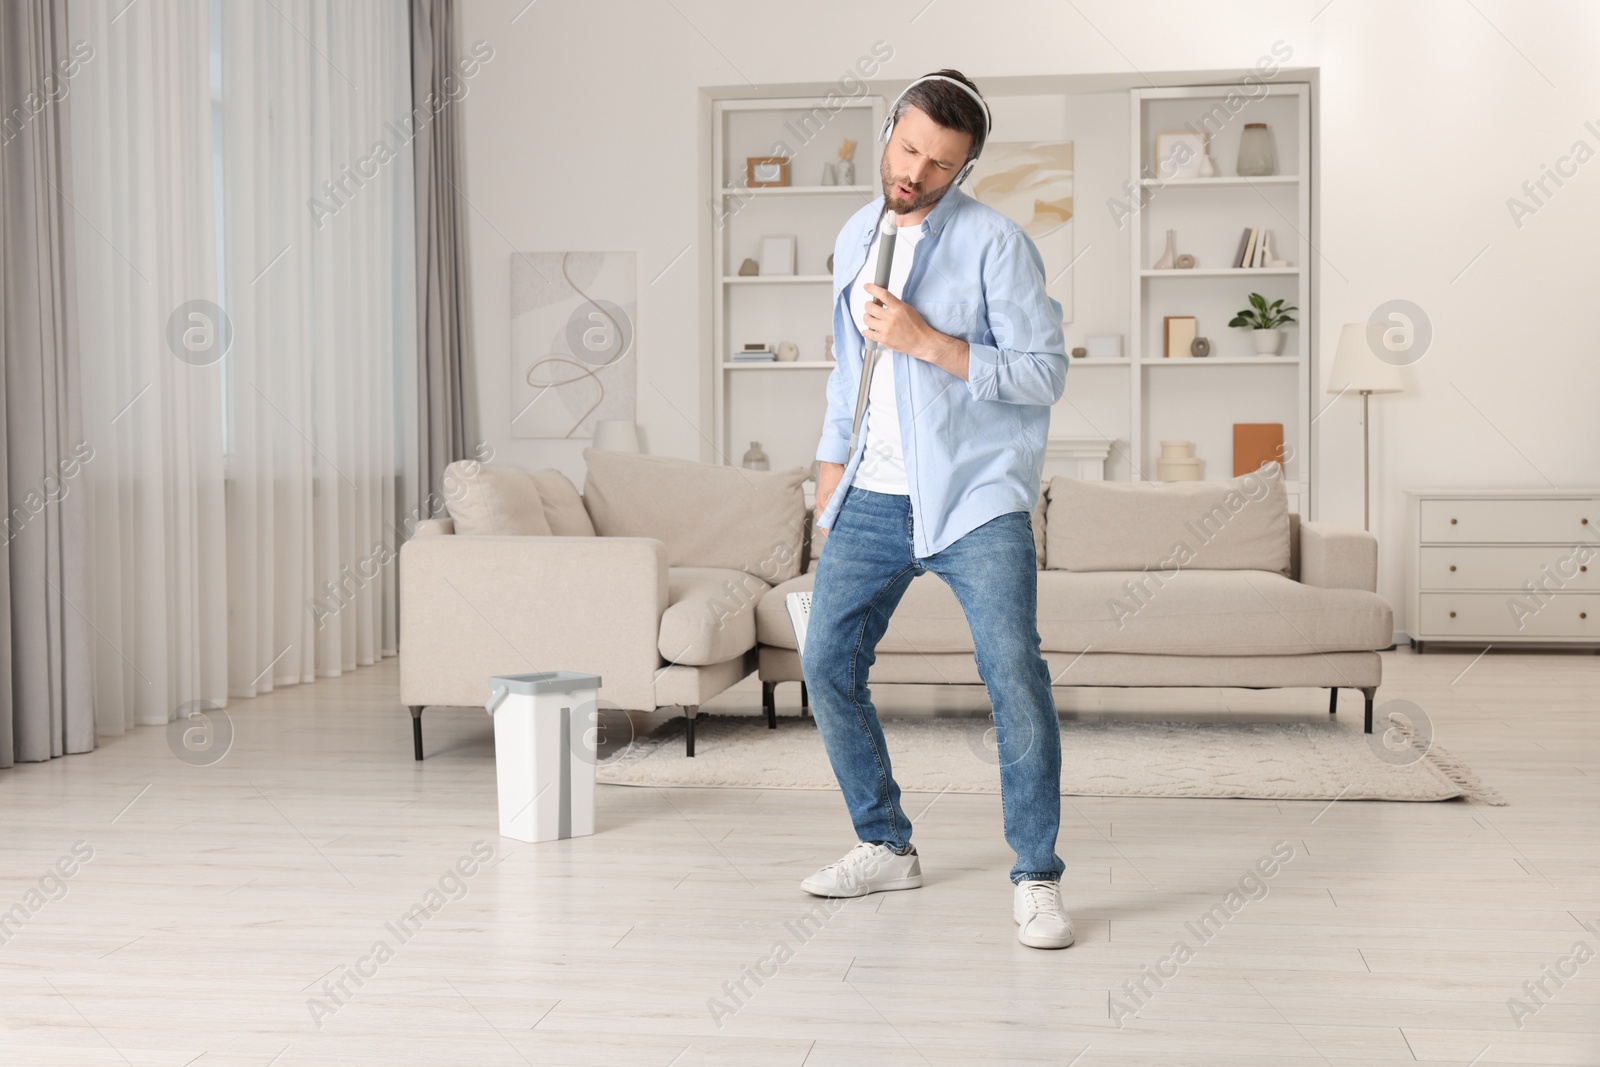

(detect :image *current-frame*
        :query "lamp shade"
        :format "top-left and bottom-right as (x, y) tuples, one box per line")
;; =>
(1326, 322), (1405, 394)
(591, 419), (640, 453)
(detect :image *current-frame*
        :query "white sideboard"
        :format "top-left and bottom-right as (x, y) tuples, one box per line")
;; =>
(1404, 488), (1600, 652)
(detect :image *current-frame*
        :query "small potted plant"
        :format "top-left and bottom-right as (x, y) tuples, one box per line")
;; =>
(1228, 293), (1298, 356)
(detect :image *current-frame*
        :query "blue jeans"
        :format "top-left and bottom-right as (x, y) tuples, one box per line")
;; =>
(801, 485), (1065, 884)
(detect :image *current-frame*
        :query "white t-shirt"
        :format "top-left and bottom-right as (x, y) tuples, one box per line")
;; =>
(847, 223), (924, 494)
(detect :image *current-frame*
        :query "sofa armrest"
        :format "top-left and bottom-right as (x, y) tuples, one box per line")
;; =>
(400, 535), (668, 712)
(1298, 521), (1378, 591)
(414, 517), (455, 537)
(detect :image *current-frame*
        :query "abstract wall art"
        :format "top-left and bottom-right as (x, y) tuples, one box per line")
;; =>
(509, 251), (637, 438)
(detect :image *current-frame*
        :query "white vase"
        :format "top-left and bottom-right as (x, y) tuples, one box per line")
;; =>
(1153, 229), (1177, 269)
(838, 159), (854, 185)
(1252, 329), (1285, 356)
(1198, 149), (1217, 178)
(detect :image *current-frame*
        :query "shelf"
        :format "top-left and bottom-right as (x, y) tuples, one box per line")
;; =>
(723, 274), (832, 284)
(1140, 356), (1304, 366)
(722, 361), (835, 369)
(1138, 176), (1299, 187)
(1068, 357), (1133, 366)
(721, 185), (876, 197)
(1141, 268), (1298, 277)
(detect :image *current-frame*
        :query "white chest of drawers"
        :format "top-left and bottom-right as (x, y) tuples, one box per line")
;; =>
(1404, 488), (1600, 652)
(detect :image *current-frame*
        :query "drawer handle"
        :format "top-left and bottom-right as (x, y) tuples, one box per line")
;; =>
(1450, 518), (1458, 525)
(1584, 566), (1590, 573)
(1582, 612), (1589, 620)
(1584, 518), (1591, 525)
(1449, 564), (1457, 572)
(1449, 610), (1457, 618)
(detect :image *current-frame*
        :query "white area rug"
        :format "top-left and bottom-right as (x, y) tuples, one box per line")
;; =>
(596, 715), (1504, 804)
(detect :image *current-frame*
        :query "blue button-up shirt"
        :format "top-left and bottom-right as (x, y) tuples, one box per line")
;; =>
(815, 185), (1068, 558)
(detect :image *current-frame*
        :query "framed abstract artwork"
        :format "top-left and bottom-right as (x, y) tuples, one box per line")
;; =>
(509, 252), (637, 439)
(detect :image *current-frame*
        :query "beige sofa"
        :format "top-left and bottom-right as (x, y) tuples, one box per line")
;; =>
(400, 451), (1393, 760)
(400, 449), (811, 759)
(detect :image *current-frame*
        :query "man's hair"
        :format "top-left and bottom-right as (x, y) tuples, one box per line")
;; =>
(892, 69), (988, 165)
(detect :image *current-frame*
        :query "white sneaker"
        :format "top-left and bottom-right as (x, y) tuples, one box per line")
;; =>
(1014, 879), (1075, 949)
(801, 842), (923, 898)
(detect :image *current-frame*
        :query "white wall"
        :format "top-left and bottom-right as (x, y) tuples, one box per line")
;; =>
(457, 0), (1600, 631)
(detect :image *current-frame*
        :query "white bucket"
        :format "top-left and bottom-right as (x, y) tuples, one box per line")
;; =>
(484, 671), (602, 843)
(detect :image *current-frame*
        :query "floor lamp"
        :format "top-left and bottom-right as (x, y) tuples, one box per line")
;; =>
(1326, 323), (1405, 531)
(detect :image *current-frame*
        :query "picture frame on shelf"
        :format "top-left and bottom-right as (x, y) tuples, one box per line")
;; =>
(1163, 315), (1197, 359)
(746, 156), (790, 188)
(1155, 132), (1206, 179)
(1085, 334), (1122, 359)
(759, 236), (796, 276)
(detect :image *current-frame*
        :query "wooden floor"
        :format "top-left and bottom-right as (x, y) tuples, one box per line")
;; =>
(2, 645), (1597, 1065)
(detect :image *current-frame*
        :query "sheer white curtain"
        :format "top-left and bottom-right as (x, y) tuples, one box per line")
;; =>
(72, 0), (228, 731)
(222, 0), (416, 695)
(71, 0), (416, 728)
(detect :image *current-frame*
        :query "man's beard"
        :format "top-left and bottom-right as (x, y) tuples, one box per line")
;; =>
(880, 153), (949, 216)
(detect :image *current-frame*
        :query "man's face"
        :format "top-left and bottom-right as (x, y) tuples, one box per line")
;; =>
(879, 104), (974, 216)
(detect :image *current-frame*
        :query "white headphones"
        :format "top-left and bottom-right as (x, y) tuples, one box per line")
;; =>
(879, 74), (993, 188)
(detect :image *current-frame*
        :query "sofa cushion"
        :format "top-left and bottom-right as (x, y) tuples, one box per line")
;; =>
(442, 461), (552, 536)
(582, 448), (807, 584)
(1036, 568), (1390, 654)
(1046, 464), (1290, 576)
(660, 566), (770, 666)
(758, 566), (1390, 656)
(529, 468), (596, 536)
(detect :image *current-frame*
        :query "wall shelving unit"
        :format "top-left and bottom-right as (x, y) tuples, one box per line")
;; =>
(709, 96), (885, 471)
(701, 82), (1315, 509)
(1128, 83), (1314, 515)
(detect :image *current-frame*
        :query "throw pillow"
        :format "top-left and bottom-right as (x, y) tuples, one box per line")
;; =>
(582, 448), (808, 583)
(528, 468), (596, 536)
(441, 461), (552, 537)
(1045, 463), (1290, 575)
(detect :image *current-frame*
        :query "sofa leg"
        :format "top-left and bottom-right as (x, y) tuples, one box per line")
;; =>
(685, 705), (698, 757)
(1328, 688), (1338, 716)
(1361, 687), (1377, 734)
(800, 680), (810, 716)
(762, 680), (777, 730)
(409, 706), (426, 761)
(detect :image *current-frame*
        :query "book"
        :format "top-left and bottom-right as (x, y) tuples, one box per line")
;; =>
(1233, 423), (1284, 476)
(1164, 315), (1197, 359)
(1240, 227), (1260, 270)
(1253, 228), (1269, 268)
(1231, 227), (1252, 269)
(786, 591), (812, 655)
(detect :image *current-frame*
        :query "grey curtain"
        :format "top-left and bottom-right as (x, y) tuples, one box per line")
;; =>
(410, 0), (476, 514)
(0, 0), (94, 768)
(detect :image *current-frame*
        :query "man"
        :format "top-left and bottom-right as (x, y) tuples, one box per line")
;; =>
(799, 70), (1074, 950)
